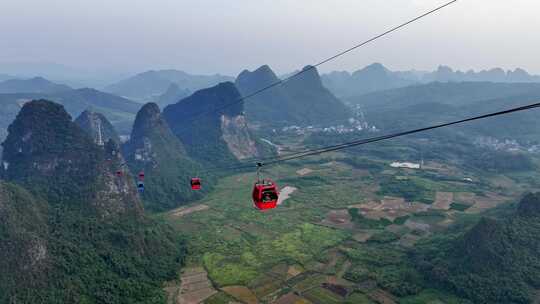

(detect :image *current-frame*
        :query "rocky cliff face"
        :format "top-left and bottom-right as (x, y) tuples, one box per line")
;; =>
(1, 99), (141, 216)
(221, 114), (259, 160)
(124, 102), (207, 211)
(75, 109), (120, 145)
(0, 100), (186, 303)
(163, 82), (261, 165)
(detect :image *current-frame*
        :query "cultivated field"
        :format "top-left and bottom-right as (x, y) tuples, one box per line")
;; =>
(162, 148), (533, 303)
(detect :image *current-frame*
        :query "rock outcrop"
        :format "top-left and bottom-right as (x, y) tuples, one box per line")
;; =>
(1, 99), (141, 216)
(75, 109), (121, 145)
(164, 82), (261, 165)
(124, 102), (207, 211)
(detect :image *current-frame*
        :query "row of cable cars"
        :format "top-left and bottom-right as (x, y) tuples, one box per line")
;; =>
(115, 168), (279, 210)
(190, 177), (280, 210)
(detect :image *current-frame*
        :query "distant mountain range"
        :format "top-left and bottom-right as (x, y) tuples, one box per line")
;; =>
(0, 87), (141, 145)
(0, 61), (133, 88)
(346, 81), (540, 142)
(236, 65), (351, 127)
(0, 73), (15, 82)
(0, 77), (72, 94)
(322, 63), (540, 98)
(104, 69), (234, 101)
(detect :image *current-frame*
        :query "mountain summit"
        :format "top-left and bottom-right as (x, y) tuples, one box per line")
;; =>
(124, 102), (208, 211)
(0, 76), (71, 94)
(1, 99), (140, 215)
(236, 65), (351, 126)
(104, 69), (233, 101)
(75, 109), (121, 145)
(0, 99), (186, 303)
(164, 82), (263, 165)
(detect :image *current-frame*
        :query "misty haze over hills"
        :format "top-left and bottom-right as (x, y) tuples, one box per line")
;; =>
(4, 1), (540, 302)
(0, 77), (72, 94)
(103, 70), (234, 101)
(236, 65), (351, 127)
(3, 61), (540, 100)
(1, 61), (540, 140)
(321, 63), (540, 98)
(3, 61), (540, 303)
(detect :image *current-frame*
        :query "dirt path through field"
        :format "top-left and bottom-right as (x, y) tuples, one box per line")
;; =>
(169, 204), (209, 218)
(171, 267), (216, 304)
(222, 286), (258, 304)
(296, 168), (313, 176)
(278, 186), (297, 205)
(432, 192), (453, 210)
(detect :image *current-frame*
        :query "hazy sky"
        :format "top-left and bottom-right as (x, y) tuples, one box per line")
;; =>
(1, 0), (539, 76)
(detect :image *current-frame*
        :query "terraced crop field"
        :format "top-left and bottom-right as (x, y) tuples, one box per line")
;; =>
(162, 149), (536, 303)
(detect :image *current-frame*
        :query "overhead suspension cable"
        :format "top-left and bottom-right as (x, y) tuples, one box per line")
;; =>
(180, 0), (458, 125)
(261, 102), (540, 166)
(198, 101), (540, 175)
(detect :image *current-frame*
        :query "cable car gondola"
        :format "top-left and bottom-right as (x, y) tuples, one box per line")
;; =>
(252, 163), (279, 210)
(137, 181), (145, 193)
(252, 179), (279, 210)
(190, 177), (201, 190)
(138, 171), (145, 180)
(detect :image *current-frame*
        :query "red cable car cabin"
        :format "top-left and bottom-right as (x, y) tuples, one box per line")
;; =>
(190, 178), (201, 190)
(138, 172), (145, 180)
(252, 179), (279, 210)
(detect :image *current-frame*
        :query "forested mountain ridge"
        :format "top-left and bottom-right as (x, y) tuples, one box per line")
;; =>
(0, 181), (50, 300)
(164, 82), (266, 166)
(414, 192), (540, 304)
(0, 100), (186, 303)
(123, 102), (209, 211)
(1, 99), (140, 213)
(236, 65), (351, 126)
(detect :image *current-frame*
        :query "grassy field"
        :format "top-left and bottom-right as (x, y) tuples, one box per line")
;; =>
(161, 146), (536, 303)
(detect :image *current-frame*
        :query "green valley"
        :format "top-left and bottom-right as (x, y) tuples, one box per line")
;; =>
(161, 133), (540, 304)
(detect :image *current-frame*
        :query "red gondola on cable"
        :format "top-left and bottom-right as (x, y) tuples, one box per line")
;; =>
(138, 171), (145, 180)
(190, 178), (201, 190)
(252, 163), (279, 210)
(137, 181), (145, 193)
(116, 170), (123, 177)
(252, 179), (279, 210)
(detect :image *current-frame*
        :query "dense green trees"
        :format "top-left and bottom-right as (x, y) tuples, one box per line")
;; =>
(414, 193), (540, 303)
(0, 100), (187, 303)
(124, 102), (212, 211)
